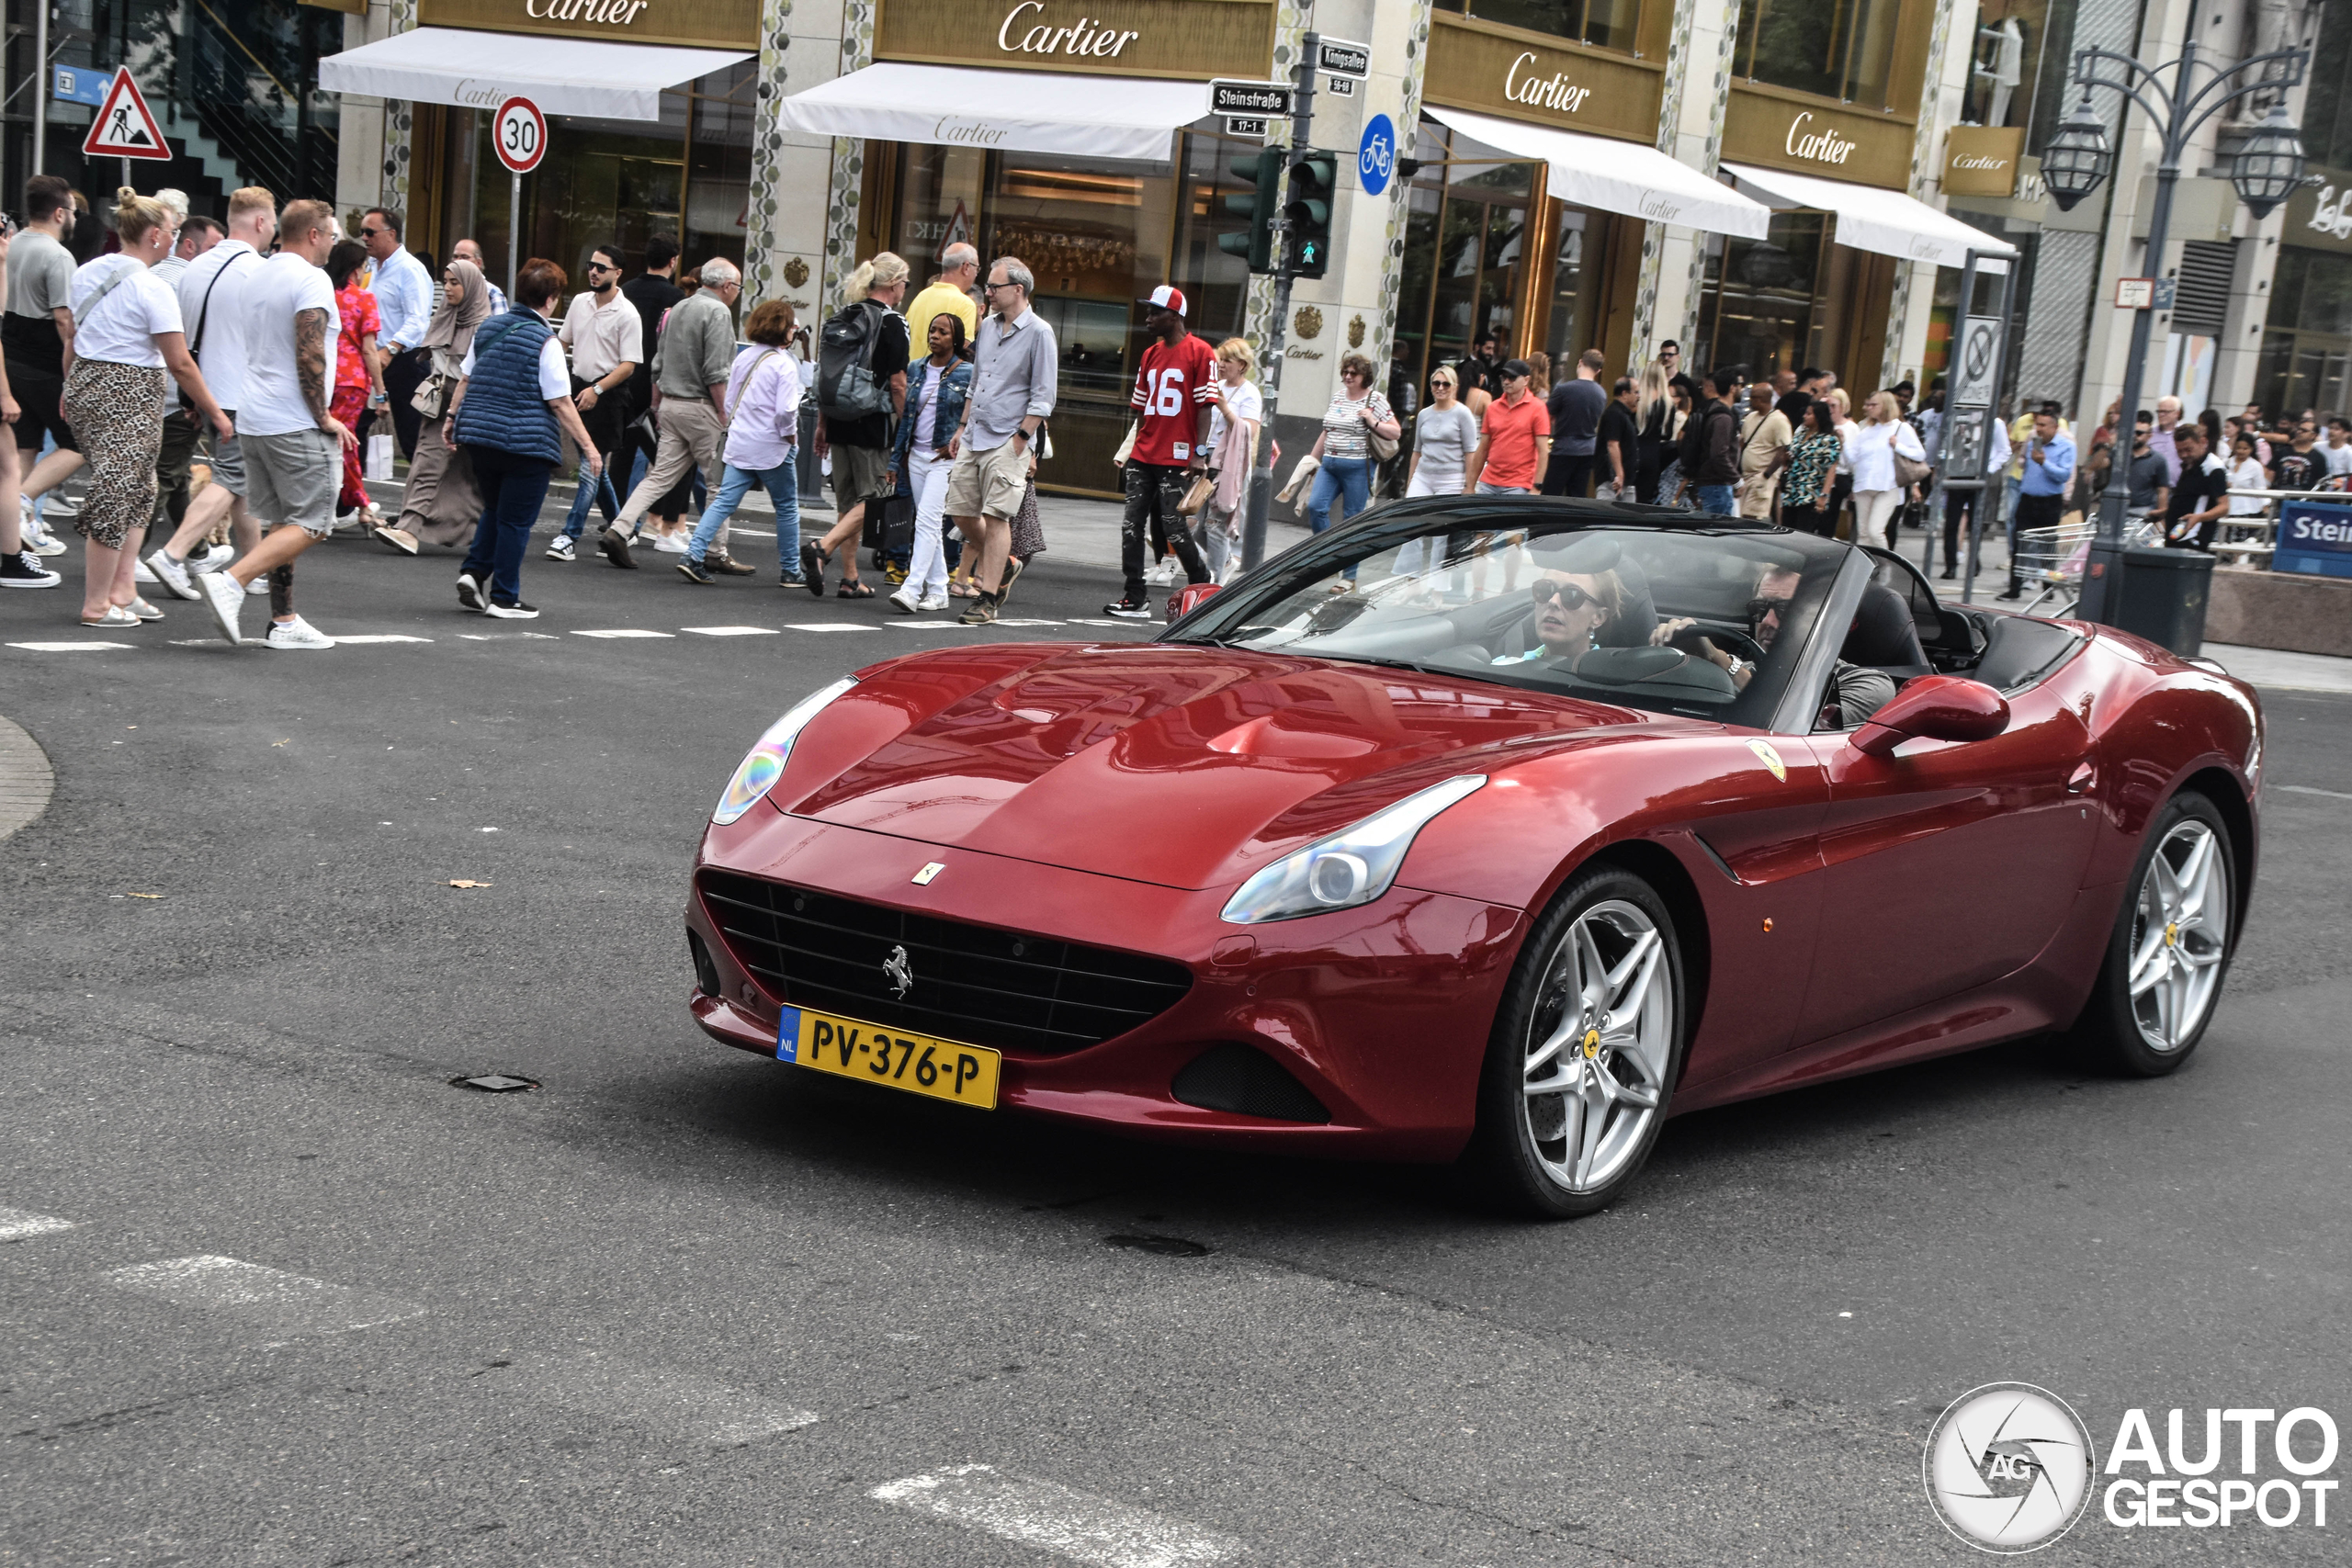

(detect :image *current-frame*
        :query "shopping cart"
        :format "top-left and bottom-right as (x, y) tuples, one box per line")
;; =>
(2009, 514), (2162, 615)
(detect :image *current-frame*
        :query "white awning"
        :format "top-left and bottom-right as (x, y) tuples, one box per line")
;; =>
(1721, 163), (2018, 267)
(317, 28), (749, 122)
(779, 62), (1208, 162)
(1425, 107), (1770, 239)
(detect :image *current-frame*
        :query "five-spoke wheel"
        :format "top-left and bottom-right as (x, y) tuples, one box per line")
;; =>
(2075, 790), (2237, 1076)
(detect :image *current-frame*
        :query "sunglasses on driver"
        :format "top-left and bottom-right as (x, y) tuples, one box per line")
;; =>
(1531, 580), (1600, 613)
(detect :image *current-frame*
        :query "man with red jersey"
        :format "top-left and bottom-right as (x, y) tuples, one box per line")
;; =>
(1106, 285), (1216, 618)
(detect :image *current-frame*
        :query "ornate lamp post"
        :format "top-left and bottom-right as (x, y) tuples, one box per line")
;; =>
(2041, 37), (2311, 627)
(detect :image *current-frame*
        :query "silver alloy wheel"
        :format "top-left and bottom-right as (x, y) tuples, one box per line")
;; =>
(2128, 818), (2230, 1054)
(1521, 898), (1674, 1194)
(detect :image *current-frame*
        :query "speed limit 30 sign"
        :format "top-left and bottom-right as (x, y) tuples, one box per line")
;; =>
(493, 96), (546, 175)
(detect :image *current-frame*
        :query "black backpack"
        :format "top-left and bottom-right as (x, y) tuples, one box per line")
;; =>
(817, 299), (890, 421)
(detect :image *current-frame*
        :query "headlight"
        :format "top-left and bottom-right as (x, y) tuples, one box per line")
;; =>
(711, 678), (857, 825)
(1220, 774), (1487, 924)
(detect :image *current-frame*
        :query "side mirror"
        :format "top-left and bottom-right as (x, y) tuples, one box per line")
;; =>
(1169, 581), (1223, 620)
(1849, 674), (2009, 758)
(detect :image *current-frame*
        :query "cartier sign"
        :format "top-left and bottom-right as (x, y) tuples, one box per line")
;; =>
(1723, 88), (1913, 188)
(1421, 14), (1662, 144)
(1943, 126), (2026, 197)
(876, 0), (1275, 82)
(418, 0), (757, 50)
(2284, 167), (2352, 255)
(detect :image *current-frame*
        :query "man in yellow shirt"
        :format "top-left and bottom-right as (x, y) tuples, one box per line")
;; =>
(905, 243), (978, 344)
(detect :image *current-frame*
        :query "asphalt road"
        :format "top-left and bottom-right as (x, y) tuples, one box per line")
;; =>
(4, 524), (2349, 1566)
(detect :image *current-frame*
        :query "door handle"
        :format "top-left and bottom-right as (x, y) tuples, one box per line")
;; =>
(2066, 762), (2095, 795)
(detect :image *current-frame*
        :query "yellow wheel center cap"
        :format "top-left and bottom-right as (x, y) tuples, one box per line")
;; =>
(2165, 921), (2178, 947)
(1581, 1029), (1600, 1058)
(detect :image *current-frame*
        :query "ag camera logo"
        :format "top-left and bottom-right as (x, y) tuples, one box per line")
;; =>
(1924, 1383), (2096, 1552)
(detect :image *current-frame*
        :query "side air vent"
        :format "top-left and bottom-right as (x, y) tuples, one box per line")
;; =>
(1171, 1044), (1331, 1123)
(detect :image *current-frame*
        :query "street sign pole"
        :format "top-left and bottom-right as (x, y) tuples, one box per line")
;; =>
(1240, 33), (1318, 573)
(1943, 249), (2018, 605)
(31, 1), (46, 175)
(509, 169), (521, 300)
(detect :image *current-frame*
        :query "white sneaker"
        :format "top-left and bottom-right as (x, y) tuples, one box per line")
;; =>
(144, 548), (200, 601)
(916, 593), (950, 611)
(265, 615), (335, 649)
(243, 576), (271, 596)
(132, 555), (160, 584)
(22, 517), (66, 558)
(653, 534), (689, 554)
(888, 588), (920, 615)
(43, 493), (80, 519)
(192, 543), (234, 574)
(198, 571), (245, 645)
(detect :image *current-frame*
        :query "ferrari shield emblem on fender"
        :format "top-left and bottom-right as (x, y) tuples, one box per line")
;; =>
(883, 943), (914, 998)
(912, 862), (945, 885)
(1746, 739), (1788, 782)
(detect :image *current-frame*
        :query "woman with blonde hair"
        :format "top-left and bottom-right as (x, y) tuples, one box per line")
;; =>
(1842, 389), (1925, 548)
(1634, 358), (1675, 502)
(1200, 335), (1261, 581)
(804, 251), (911, 596)
(62, 188), (231, 627)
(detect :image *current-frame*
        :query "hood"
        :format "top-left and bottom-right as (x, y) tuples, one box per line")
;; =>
(786, 642), (1668, 890)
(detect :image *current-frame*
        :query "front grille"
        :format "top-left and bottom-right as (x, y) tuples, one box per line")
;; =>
(697, 870), (1194, 1055)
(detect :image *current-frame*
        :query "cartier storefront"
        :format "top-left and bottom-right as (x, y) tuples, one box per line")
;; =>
(782, 0), (1282, 496)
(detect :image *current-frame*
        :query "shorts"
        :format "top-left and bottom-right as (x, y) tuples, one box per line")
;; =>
(242, 426), (340, 537)
(10, 365), (80, 454)
(944, 436), (1031, 521)
(204, 414), (247, 498)
(829, 440), (891, 513)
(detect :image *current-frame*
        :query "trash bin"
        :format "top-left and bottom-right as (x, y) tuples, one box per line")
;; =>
(2111, 545), (2214, 655)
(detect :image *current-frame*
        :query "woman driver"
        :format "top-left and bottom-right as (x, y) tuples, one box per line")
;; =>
(1529, 570), (1619, 662)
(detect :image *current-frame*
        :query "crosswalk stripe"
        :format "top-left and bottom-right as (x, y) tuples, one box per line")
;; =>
(481, 1350), (818, 1444)
(6, 641), (135, 652)
(885, 621), (965, 629)
(785, 623), (878, 632)
(457, 630), (559, 640)
(678, 626), (780, 637)
(107, 1255), (426, 1338)
(871, 1465), (1246, 1568)
(571, 628), (674, 638)
(0, 1206), (76, 1241)
(332, 634), (433, 645)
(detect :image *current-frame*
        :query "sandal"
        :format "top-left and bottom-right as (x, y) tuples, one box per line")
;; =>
(837, 580), (875, 599)
(948, 579), (978, 598)
(81, 605), (140, 628)
(128, 597), (165, 621)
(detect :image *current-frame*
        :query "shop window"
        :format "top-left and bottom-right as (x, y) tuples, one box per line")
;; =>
(1438, 0), (1640, 53)
(684, 63), (757, 268)
(1544, 209), (1606, 372)
(2303, 0), (2352, 170)
(1693, 212), (1827, 379)
(2257, 249), (2352, 418)
(1960, 0), (2078, 151)
(1393, 130), (1536, 391)
(1732, 0), (1901, 111)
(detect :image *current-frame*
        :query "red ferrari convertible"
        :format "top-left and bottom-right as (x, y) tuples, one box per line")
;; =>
(684, 504), (2260, 1215)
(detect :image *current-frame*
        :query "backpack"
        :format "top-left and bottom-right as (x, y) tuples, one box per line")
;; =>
(817, 299), (890, 421)
(1679, 400), (1721, 476)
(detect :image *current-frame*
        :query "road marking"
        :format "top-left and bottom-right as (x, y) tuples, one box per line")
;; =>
(6, 640), (135, 652)
(991, 619), (1065, 627)
(785, 623), (878, 632)
(571, 628), (674, 639)
(332, 634), (434, 645)
(0, 1206), (75, 1242)
(2278, 784), (2352, 801)
(481, 1350), (817, 1444)
(107, 1256), (425, 1338)
(455, 630), (560, 640)
(871, 1465), (1246, 1567)
(886, 621), (967, 629)
(679, 625), (781, 637)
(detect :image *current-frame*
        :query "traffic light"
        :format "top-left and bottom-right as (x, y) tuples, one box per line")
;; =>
(1216, 149), (1283, 276)
(1284, 150), (1336, 279)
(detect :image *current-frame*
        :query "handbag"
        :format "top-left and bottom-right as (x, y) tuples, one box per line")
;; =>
(877, 489), (916, 557)
(1178, 471), (1216, 516)
(412, 371), (452, 422)
(1112, 421), (1136, 468)
(1365, 421), (1399, 462)
(1894, 451), (1932, 489)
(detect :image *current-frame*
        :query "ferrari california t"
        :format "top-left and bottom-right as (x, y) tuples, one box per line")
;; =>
(684, 502), (2261, 1216)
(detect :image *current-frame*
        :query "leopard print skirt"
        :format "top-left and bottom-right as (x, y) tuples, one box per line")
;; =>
(63, 358), (168, 548)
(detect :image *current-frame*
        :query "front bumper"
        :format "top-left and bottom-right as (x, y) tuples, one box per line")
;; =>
(684, 808), (1525, 1161)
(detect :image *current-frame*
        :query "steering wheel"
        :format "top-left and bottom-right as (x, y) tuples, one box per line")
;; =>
(1667, 623), (1765, 664)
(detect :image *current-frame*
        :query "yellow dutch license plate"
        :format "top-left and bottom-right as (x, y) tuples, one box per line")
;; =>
(775, 1004), (1001, 1110)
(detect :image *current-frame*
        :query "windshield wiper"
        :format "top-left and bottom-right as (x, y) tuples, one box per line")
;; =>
(1309, 649), (1451, 679)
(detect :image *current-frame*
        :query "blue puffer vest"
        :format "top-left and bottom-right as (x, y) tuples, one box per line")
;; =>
(453, 307), (560, 464)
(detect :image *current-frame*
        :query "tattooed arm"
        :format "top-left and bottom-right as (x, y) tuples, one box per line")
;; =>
(297, 307), (356, 450)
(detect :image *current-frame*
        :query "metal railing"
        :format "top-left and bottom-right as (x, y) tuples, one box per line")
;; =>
(2206, 484), (2352, 565)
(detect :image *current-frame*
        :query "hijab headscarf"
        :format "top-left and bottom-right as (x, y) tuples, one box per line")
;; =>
(422, 259), (492, 360)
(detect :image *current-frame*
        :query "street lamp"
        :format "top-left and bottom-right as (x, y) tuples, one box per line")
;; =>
(2045, 37), (2311, 632)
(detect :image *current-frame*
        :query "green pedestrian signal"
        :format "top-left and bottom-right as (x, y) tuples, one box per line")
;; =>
(1216, 149), (1283, 276)
(1284, 150), (1336, 280)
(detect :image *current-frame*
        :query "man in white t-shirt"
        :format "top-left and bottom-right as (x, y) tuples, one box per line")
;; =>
(197, 198), (354, 650)
(145, 186), (277, 601)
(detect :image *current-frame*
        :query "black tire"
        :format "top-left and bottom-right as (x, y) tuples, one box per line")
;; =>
(1464, 863), (1689, 1218)
(2070, 790), (2237, 1077)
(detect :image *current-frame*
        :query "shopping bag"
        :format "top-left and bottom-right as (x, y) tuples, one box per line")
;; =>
(364, 433), (396, 480)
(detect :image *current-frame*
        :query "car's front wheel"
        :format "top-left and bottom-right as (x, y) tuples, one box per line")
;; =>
(2072, 790), (2237, 1076)
(1466, 864), (1687, 1218)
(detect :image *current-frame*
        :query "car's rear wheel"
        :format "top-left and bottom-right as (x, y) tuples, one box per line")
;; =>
(1465, 864), (1687, 1218)
(2072, 791), (2236, 1077)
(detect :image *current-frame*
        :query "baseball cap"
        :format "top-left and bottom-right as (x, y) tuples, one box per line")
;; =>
(1501, 358), (1534, 379)
(1138, 284), (1188, 316)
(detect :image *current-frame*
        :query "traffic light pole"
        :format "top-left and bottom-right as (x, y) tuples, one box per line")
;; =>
(1240, 32), (1317, 573)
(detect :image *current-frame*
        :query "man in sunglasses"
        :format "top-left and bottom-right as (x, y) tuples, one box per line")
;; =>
(549, 243), (642, 559)
(1652, 564), (1894, 726)
(359, 209), (433, 458)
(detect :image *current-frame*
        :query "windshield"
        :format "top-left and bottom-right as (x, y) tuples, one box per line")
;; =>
(1168, 508), (1850, 727)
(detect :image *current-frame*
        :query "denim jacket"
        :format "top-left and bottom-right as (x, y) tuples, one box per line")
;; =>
(890, 355), (974, 475)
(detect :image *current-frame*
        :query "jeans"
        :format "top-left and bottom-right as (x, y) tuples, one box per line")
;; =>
(1121, 460), (1207, 600)
(900, 447), (952, 599)
(1851, 487), (1902, 549)
(561, 457), (621, 539)
(1474, 479), (1532, 496)
(460, 447), (553, 604)
(1541, 451), (1595, 497)
(1307, 454), (1374, 532)
(1695, 482), (1736, 516)
(687, 457), (800, 571)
